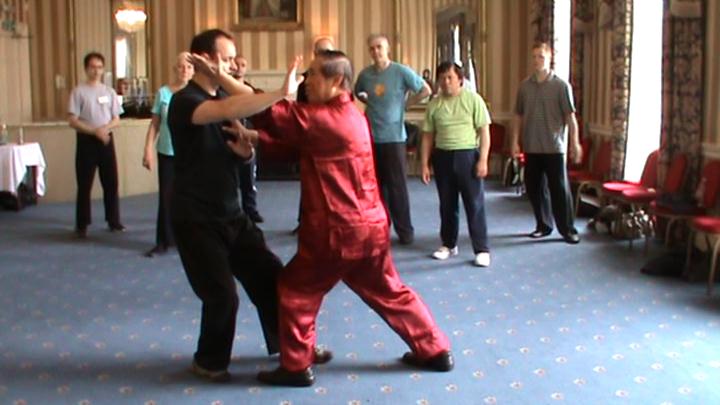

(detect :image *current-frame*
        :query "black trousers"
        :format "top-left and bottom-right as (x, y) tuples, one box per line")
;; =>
(75, 133), (120, 229)
(155, 153), (174, 247)
(173, 216), (282, 371)
(432, 149), (489, 253)
(524, 153), (577, 236)
(238, 157), (259, 215)
(374, 142), (414, 240)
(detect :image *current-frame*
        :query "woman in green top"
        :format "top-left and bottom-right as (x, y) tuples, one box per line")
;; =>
(420, 62), (492, 267)
(141, 52), (194, 257)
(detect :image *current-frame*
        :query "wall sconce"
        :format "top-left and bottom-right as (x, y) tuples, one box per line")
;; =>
(1, 2), (17, 32)
(114, 6), (147, 33)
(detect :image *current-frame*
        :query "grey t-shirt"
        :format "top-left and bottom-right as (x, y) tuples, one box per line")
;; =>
(515, 72), (575, 154)
(68, 83), (121, 129)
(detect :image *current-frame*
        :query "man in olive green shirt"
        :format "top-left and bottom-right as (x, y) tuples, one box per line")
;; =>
(420, 62), (491, 267)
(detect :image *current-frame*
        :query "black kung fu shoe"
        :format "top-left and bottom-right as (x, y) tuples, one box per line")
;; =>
(401, 350), (454, 372)
(313, 346), (333, 364)
(257, 366), (315, 387)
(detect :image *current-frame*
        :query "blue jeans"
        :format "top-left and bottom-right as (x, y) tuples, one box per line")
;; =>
(432, 149), (489, 253)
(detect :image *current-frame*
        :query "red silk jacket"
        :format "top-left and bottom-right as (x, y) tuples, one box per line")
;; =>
(252, 92), (390, 260)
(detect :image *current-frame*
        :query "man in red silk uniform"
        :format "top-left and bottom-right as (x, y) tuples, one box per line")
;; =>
(246, 50), (453, 387)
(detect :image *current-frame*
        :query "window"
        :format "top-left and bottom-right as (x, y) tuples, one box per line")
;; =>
(452, 24), (461, 66)
(625, 0), (663, 181)
(553, 0), (571, 82)
(114, 37), (129, 79)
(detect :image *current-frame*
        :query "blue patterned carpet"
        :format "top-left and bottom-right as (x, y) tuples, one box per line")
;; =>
(1, 179), (719, 405)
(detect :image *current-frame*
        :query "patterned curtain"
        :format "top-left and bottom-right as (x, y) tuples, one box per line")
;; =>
(609, 0), (632, 180)
(660, 0), (705, 194)
(532, 0), (554, 44)
(570, 0), (595, 133)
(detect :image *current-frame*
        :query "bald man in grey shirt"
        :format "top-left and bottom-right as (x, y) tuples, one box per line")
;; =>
(68, 52), (124, 238)
(511, 43), (582, 244)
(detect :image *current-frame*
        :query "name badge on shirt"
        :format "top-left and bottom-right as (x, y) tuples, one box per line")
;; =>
(98, 96), (110, 104)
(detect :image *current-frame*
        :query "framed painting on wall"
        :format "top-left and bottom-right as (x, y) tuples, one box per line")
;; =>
(233, 0), (303, 31)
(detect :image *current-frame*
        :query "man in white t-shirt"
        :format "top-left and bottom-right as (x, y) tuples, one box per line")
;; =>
(67, 52), (124, 238)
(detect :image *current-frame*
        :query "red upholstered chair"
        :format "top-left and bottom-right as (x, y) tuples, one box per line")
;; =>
(601, 149), (659, 200)
(649, 160), (720, 250)
(613, 153), (687, 251)
(685, 216), (720, 296)
(489, 123), (509, 178)
(570, 138), (613, 216)
(617, 153), (687, 207)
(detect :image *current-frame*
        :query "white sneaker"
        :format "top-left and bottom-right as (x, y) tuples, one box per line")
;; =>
(474, 252), (491, 267)
(432, 246), (458, 260)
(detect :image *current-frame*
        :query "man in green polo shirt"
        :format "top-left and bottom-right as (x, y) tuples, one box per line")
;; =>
(420, 62), (491, 267)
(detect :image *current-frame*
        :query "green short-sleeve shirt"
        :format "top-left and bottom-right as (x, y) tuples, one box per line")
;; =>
(422, 89), (491, 150)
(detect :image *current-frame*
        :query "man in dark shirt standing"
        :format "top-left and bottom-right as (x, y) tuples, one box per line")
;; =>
(167, 29), (303, 382)
(510, 42), (582, 245)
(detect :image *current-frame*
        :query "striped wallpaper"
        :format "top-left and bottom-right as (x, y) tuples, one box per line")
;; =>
(28, 0), (73, 121)
(0, 34), (32, 125)
(147, 0), (195, 93)
(72, 0), (113, 85)
(192, 0), (395, 84)
(26, 0), (536, 123)
(484, 0), (533, 121)
(0, 0), (31, 125)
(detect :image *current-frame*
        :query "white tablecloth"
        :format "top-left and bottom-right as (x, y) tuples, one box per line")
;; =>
(0, 142), (47, 196)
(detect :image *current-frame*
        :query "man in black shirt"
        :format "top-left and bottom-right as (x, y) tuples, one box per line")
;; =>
(168, 29), (304, 382)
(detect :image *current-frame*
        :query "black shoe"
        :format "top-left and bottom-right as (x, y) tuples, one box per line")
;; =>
(144, 245), (168, 258)
(398, 235), (414, 245)
(401, 350), (454, 372)
(313, 347), (333, 365)
(248, 211), (264, 223)
(257, 366), (314, 387)
(529, 229), (552, 238)
(108, 223), (126, 232)
(190, 360), (231, 383)
(75, 227), (87, 239)
(563, 233), (581, 244)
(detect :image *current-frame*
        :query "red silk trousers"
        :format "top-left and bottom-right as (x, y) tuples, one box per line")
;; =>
(277, 250), (451, 372)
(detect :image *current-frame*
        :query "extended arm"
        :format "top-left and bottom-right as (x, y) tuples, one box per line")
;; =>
(406, 81), (432, 108)
(420, 131), (434, 184)
(567, 112), (581, 164)
(191, 56), (304, 125)
(142, 114), (161, 170)
(475, 124), (490, 178)
(510, 114), (523, 157)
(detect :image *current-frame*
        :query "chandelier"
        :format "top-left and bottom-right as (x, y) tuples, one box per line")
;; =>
(114, 8), (147, 33)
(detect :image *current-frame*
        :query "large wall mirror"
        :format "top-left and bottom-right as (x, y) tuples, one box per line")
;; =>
(112, 0), (150, 117)
(436, 6), (478, 93)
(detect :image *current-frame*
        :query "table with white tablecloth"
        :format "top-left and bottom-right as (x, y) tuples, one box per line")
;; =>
(0, 142), (47, 208)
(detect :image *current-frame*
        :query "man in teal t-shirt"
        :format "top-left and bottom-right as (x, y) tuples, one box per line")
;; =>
(420, 62), (491, 268)
(355, 33), (431, 245)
